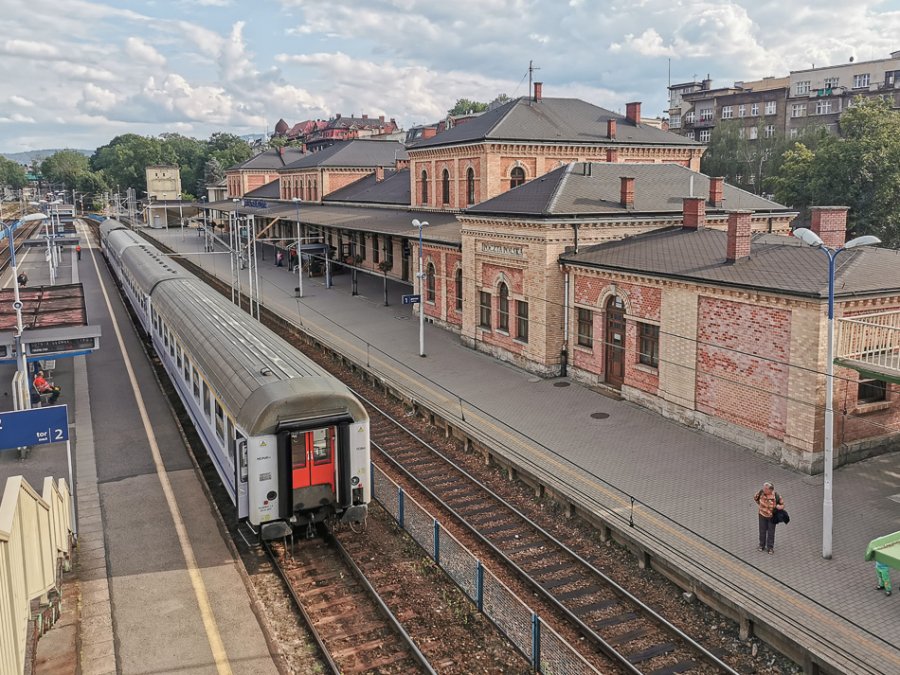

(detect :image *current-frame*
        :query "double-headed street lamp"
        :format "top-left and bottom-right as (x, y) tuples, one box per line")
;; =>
(4, 212), (49, 407)
(793, 227), (881, 560)
(411, 219), (428, 357)
(293, 198), (303, 298)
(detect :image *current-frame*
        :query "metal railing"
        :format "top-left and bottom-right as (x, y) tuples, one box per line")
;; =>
(373, 464), (600, 674)
(836, 310), (900, 374)
(0, 476), (73, 675)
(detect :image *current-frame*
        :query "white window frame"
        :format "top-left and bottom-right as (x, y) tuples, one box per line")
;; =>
(764, 124), (776, 138)
(750, 103), (759, 116)
(684, 110), (696, 124)
(698, 129), (711, 143)
(795, 80), (811, 95)
(738, 104), (746, 117)
(789, 128), (799, 139)
(749, 126), (758, 140)
(824, 76), (839, 89)
(699, 107), (713, 121)
(765, 101), (776, 115)
(670, 114), (681, 128)
(853, 73), (870, 89)
(791, 103), (806, 118)
(815, 100), (833, 115)
(721, 106), (733, 119)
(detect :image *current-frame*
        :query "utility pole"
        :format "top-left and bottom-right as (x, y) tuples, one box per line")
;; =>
(528, 60), (541, 98)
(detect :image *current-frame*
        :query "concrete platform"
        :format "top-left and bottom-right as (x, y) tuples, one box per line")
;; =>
(1, 223), (278, 674)
(147, 223), (900, 674)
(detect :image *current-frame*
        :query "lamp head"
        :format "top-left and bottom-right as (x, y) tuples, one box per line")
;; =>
(792, 227), (824, 247)
(844, 234), (881, 249)
(412, 219), (428, 228)
(21, 213), (48, 223)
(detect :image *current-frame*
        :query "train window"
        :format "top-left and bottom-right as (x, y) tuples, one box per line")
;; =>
(289, 431), (307, 469)
(192, 368), (200, 400)
(226, 419), (236, 468)
(214, 401), (225, 442)
(163, 329), (169, 348)
(202, 381), (210, 419)
(169, 332), (175, 357)
(176, 347), (182, 370)
(184, 356), (190, 382)
(312, 428), (332, 465)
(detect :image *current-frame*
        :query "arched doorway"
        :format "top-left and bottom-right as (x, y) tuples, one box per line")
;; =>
(605, 296), (626, 388)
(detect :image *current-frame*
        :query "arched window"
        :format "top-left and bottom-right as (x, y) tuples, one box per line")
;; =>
(442, 169), (450, 204)
(466, 168), (475, 205)
(455, 268), (463, 311)
(498, 282), (509, 331)
(426, 262), (436, 302)
(510, 166), (526, 189)
(421, 170), (429, 204)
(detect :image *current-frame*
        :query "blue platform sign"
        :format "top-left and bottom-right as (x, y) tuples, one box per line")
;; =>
(0, 405), (69, 451)
(402, 294), (421, 305)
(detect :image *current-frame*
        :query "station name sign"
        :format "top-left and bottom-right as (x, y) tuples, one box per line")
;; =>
(243, 199), (268, 209)
(481, 242), (524, 258)
(28, 336), (97, 355)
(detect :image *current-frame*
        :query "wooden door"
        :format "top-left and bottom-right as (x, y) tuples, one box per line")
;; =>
(605, 297), (626, 388)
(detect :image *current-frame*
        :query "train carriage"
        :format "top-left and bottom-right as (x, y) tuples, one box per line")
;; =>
(100, 220), (369, 539)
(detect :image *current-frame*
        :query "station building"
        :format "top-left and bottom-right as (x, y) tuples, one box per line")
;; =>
(206, 87), (900, 471)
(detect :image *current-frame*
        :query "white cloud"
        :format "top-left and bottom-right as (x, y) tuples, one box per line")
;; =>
(0, 114), (37, 124)
(53, 62), (119, 82)
(9, 95), (35, 108)
(125, 37), (167, 66)
(81, 83), (120, 113)
(1, 39), (59, 59)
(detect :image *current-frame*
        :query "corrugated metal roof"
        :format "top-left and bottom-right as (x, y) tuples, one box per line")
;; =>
(409, 97), (701, 149)
(560, 227), (900, 299)
(467, 162), (790, 217)
(281, 139), (407, 170)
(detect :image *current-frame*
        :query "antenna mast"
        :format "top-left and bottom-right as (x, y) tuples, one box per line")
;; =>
(528, 60), (541, 98)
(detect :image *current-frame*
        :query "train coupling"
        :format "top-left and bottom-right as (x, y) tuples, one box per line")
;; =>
(260, 521), (293, 542)
(341, 505), (368, 525)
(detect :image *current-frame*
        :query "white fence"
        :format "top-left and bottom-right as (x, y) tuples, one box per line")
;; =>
(0, 476), (73, 675)
(837, 311), (900, 374)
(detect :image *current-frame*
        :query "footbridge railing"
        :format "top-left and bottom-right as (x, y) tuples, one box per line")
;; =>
(836, 310), (900, 380)
(0, 476), (73, 675)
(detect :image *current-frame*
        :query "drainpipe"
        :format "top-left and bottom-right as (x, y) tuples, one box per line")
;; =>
(561, 264), (570, 378)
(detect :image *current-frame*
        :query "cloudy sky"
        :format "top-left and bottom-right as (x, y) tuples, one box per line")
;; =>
(2, 0), (898, 152)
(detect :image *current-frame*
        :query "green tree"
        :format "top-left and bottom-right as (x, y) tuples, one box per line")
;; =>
(160, 133), (206, 199)
(701, 119), (793, 195)
(770, 98), (900, 246)
(0, 157), (28, 190)
(205, 132), (253, 171)
(41, 149), (90, 191)
(447, 98), (488, 116)
(91, 134), (166, 194)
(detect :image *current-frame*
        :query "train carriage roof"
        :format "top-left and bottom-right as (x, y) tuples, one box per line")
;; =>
(152, 278), (365, 435)
(98, 219), (130, 240)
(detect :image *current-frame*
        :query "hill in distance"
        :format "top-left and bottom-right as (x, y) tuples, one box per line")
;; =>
(1, 149), (93, 165)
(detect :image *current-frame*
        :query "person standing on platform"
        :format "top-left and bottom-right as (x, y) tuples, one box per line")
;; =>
(17, 272), (28, 287)
(76, 244), (82, 260)
(289, 247), (297, 271)
(875, 560), (893, 596)
(754, 481), (785, 554)
(276, 250), (284, 267)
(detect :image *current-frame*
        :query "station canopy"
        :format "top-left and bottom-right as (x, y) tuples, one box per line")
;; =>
(0, 283), (101, 362)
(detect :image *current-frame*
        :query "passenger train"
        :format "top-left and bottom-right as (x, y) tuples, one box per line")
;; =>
(99, 220), (370, 539)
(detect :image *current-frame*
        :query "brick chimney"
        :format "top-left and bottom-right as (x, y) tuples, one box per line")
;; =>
(375, 166), (384, 182)
(809, 206), (849, 248)
(708, 176), (724, 207)
(607, 119), (617, 140)
(625, 101), (641, 124)
(362, 113), (368, 120)
(379, 115), (385, 124)
(606, 148), (619, 163)
(335, 113), (341, 119)
(534, 82), (543, 102)
(422, 127), (437, 139)
(682, 197), (706, 230)
(620, 176), (635, 209)
(726, 210), (753, 262)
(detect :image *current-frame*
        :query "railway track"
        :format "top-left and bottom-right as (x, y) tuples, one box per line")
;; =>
(263, 530), (436, 675)
(0, 211), (42, 273)
(360, 392), (738, 675)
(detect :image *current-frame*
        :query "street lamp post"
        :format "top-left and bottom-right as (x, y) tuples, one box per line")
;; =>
(5, 213), (48, 408)
(793, 227), (881, 559)
(412, 219), (428, 357)
(293, 198), (303, 298)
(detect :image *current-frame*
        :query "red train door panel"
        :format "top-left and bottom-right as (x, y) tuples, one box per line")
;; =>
(291, 427), (335, 492)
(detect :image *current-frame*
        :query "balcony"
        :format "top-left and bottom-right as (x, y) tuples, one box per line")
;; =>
(836, 311), (900, 384)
